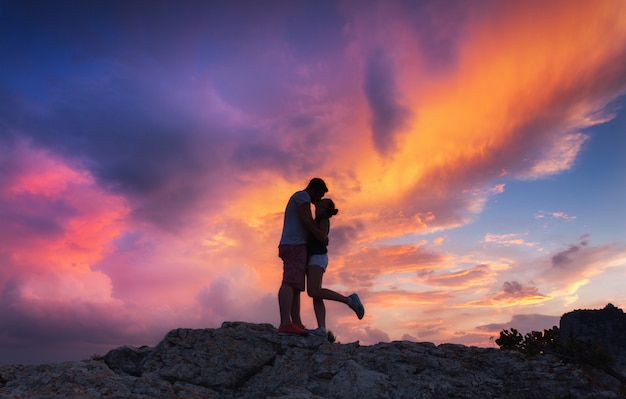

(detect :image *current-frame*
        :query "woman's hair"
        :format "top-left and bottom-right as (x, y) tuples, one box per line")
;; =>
(318, 198), (338, 216)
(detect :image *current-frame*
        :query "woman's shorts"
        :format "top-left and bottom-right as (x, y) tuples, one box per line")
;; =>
(308, 254), (328, 271)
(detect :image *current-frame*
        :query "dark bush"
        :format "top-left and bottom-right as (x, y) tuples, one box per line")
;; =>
(495, 328), (523, 350)
(496, 326), (625, 383)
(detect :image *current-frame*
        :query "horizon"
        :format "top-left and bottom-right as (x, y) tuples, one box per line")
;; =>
(1, 0), (625, 365)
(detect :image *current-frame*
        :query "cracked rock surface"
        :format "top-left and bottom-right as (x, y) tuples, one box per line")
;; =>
(0, 321), (623, 398)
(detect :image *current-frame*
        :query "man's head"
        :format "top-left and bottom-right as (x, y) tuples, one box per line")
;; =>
(305, 177), (328, 202)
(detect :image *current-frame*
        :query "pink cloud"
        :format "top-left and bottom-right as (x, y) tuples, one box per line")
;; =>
(0, 140), (128, 302)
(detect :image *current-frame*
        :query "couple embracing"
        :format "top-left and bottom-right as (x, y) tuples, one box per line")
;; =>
(277, 178), (364, 337)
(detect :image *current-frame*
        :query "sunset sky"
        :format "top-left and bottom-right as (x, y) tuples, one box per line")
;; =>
(1, 0), (626, 365)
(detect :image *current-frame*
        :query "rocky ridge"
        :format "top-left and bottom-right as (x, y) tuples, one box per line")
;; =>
(561, 303), (626, 373)
(1, 321), (624, 399)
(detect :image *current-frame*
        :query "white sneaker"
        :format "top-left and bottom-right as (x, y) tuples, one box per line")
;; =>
(309, 327), (327, 337)
(348, 293), (365, 319)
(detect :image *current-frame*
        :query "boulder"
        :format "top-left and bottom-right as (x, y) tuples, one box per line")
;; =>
(560, 303), (626, 372)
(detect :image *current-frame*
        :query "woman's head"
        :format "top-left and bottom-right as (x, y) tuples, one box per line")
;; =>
(315, 198), (338, 217)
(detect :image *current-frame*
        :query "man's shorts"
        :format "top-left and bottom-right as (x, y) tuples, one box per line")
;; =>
(308, 254), (328, 271)
(278, 244), (307, 292)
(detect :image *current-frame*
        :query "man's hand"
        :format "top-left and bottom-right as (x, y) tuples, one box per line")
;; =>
(298, 202), (327, 243)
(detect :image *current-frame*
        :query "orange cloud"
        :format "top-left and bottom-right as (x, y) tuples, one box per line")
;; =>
(327, 243), (444, 289)
(463, 281), (551, 308)
(214, 0), (626, 348)
(371, 289), (454, 308)
(307, 0), (626, 239)
(484, 233), (537, 248)
(424, 264), (497, 289)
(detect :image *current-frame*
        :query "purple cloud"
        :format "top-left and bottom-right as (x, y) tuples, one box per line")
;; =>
(363, 49), (412, 155)
(551, 245), (581, 268)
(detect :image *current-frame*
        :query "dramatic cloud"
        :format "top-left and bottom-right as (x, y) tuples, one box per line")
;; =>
(1, 0), (625, 364)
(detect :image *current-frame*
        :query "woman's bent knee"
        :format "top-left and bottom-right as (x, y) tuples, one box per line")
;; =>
(307, 287), (321, 298)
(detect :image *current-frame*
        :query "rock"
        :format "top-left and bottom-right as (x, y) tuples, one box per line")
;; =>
(0, 320), (624, 398)
(102, 345), (151, 376)
(560, 303), (626, 372)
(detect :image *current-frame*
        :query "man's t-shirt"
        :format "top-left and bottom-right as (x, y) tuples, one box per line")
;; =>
(279, 190), (311, 246)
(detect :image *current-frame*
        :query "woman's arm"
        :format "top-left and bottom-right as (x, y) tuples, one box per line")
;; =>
(317, 218), (330, 236)
(298, 202), (328, 244)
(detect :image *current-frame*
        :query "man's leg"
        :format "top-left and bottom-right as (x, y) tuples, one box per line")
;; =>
(278, 283), (307, 335)
(278, 244), (307, 332)
(291, 289), (303, 327)
(278, 283), (293, 326)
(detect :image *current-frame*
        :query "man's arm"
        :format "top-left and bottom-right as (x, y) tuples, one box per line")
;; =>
(298, 202), (328, 244)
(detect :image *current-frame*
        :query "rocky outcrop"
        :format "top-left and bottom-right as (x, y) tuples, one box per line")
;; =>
(560, 303), (626, 372)
(0, 321), (623, 398)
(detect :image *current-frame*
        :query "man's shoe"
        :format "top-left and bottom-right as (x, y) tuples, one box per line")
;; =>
(293, 322), (306, 330)
(278, 322), (309, 336)
(348, 293), (365, 319)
